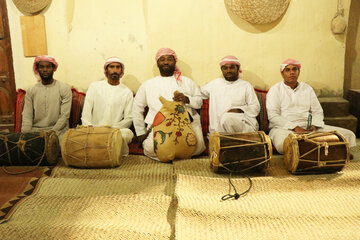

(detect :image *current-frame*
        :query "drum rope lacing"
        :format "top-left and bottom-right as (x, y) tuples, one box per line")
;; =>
(0, 132), (48, 175)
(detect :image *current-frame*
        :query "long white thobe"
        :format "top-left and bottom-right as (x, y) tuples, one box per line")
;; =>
(266, 81), (356, 153)
(201, 78), (260, 133)
(81, 80), (133, 129)
(21, 79), (72, 142)
(266, 81), (324, 130)
(132, 75), (206, 159)
(81, 80), (134, 155)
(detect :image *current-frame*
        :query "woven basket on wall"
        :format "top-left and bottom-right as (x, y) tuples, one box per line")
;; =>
(12, 0), (51, 15)
(225, 0), (290, 24)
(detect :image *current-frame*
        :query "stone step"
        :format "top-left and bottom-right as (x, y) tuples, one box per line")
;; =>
(318, 97), (349, 117)
(324, 115), (358, 134)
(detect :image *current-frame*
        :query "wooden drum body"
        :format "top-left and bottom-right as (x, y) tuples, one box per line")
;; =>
(61, 127), (123, 168)
(210, 131), (272, 173)
(0, 131), (60, 166)
(283, 131), (349, 174)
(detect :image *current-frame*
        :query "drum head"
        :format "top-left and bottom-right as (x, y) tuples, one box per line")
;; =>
(110, 129), (123, 166)
(209, 132), (220, 172)
(283, 133), (299, 173)
(44, 131), (60, 166)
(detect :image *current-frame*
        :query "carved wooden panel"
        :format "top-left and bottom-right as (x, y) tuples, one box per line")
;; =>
(0, 0), (16, 131)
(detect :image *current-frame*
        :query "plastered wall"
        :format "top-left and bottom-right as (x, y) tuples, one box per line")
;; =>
(6, 0), (351, 96)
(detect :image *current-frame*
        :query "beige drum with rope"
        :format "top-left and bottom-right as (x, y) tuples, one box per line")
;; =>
(61, 126), (123, 168)
(210, 131), (272, 173)
(283, 131), (349, 174)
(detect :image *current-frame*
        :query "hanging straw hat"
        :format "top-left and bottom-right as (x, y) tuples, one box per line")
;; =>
(225, 0), (290, 24)
(12, 0), (51, 15)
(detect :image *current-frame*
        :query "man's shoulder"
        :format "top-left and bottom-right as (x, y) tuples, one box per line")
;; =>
(298, 82), (312, 89)
(180, 75), (196, 83)
(54, 79), (71, 89)
(119, 83), (133, 95)
(88, 80), (105, 88)
(268, 81), (283, 90)
(203, 78), (223, 88)
(237, 79), (253, 87)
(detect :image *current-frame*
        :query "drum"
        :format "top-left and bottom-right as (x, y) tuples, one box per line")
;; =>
(283, 131), (349, 174)
(61, 126), (123, 168)
(0, 131), (60, 166)
(210, 131), (272, 173)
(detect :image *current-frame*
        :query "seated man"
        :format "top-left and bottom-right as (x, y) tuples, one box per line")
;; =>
(81, 57), (134, 156)
(266, 58), (356, 154)
(21, 55), (72, 143)
(132, 48), (206, 160)
(201, 55), (260, 134)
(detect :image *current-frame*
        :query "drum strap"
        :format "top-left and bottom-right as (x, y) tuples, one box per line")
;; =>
(1, 133), (48, 175)
(221, 167), (253, 201)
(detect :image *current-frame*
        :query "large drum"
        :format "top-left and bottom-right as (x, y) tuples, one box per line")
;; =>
(61, 126), (123, 168)
(0, 131), (60, 166)
(210, 131), (272, 173)
(283, 131), (349, 174)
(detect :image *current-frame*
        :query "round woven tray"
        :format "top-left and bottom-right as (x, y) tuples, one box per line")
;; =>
(12, 0), (51, 14)
(225, 0), (290, 24)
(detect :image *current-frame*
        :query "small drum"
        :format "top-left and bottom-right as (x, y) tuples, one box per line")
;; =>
(61, 126), (123, 168)
(0, 131), (60, 166)
(210, 131), (272, 173)
(283, 131), (349, 174)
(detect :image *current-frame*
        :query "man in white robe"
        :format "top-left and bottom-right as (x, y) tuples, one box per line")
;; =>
(132, 48), (206, 160)
(201, 55), (260, 134)
(266, 58), (356, 154)
(22, 55), (72, 143)
(81, 57), (134, 156)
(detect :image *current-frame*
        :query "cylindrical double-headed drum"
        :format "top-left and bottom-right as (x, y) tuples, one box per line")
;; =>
(210, 131), (272, 173)
(283, 131), (349, 174)
(61, 127), (123, 168)
(0, 131), (60, 166)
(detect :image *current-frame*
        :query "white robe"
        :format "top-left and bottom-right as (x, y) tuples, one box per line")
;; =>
(21, 79), (72, 143)
(201, 78), (260, 133)
(266, 81), (356, 153)
(81, 80), (134, 156)
(132, 75), (206, 159)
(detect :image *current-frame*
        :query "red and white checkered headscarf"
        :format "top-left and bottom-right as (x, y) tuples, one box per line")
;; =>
(155, 48), (182, 85)
(280, 59), (301, 72)
(104, 57), (125, 78)
(219, 55), (242, 73)
(33, 55), (58, 81)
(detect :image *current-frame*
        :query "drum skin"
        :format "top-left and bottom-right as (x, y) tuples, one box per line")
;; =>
(283, 131), (349, 174)
(0, 131), (60, 166)
(210, 131), (272, 173)
(61, 127), (122, 168)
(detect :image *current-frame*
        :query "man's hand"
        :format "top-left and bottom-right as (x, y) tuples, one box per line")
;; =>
(227, 108), (244, 113)
(173, 92), (190, 104)
(308, 125), (317, 132)
(293, 126), (307, 133)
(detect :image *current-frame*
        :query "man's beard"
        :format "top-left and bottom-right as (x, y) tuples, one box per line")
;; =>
(159, 65), (175, 77)
(109, 73), (120, 82)
(224, 73), (239, 82)
(40, 72), (53, 83)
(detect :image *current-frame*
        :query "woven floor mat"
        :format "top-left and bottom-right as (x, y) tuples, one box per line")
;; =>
(174, 160), (360, 240)
(0, 155), (173, 240)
